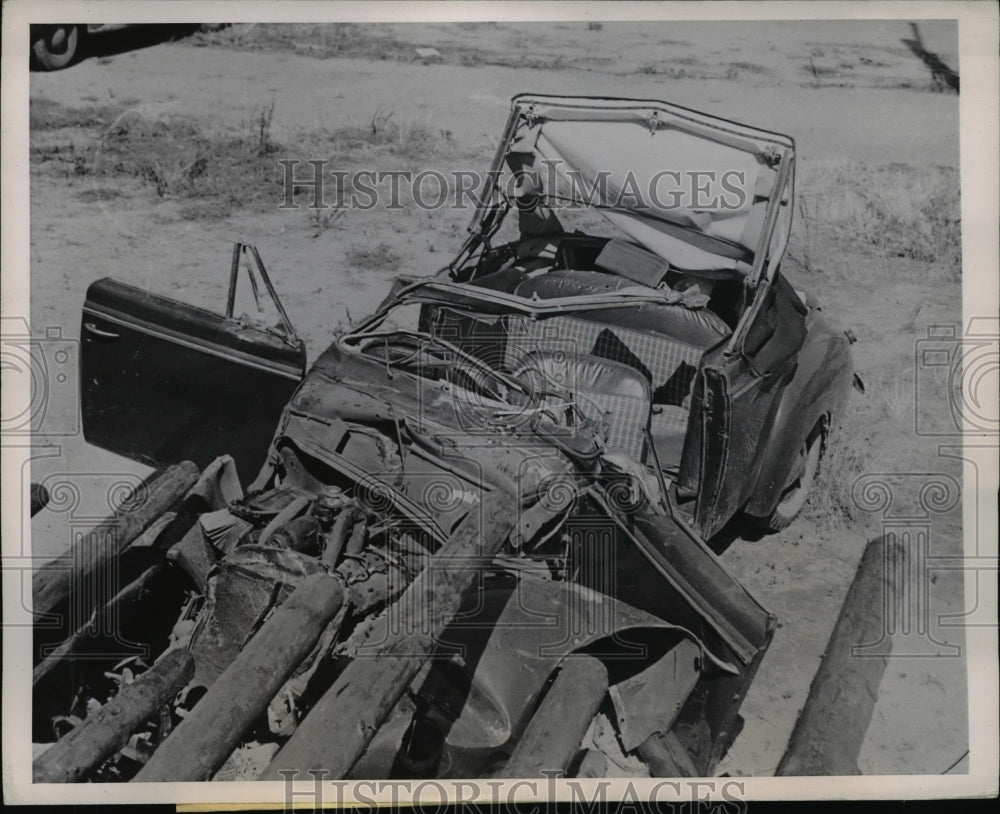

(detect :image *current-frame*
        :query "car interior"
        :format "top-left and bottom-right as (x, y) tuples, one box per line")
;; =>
(426, 233), (746, 472)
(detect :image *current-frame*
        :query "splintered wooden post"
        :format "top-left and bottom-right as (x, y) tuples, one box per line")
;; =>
(776, 536), (906, 776)
(33, 565), (162, 689)
(33, 648), (194, 783)
(33, 461), (200, 622)
(133, 573), (345, 782)
(498, 655), (609, 779)
(260, 491), (520, 781)
(637, 730), (700, 777)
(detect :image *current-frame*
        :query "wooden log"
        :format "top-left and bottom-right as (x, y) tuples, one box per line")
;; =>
(133, 573), (345, 782)
(776, 536), (905, 776)
(637, 729), (700, 777)
(33, 565), (161, 688)
(33, 462), (200, 623)
(259, 491), (520, 781)
(33, 648), (194, 783)
(498, 656), (608, 778)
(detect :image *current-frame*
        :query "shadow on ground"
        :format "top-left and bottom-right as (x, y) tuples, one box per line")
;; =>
(707, 517), (769, 555)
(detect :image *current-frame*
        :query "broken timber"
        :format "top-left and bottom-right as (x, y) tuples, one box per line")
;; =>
(33, 649), (194, 783)
(498, 655), (608, 778)
(32, 564), (162, 688)
(134, 573), (345, 782)
(776, 536), (906, 775)
(260, 491), (520, 781)
(32, 462), (199, 623)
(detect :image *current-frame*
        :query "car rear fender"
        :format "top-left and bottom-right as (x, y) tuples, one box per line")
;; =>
(743, 316), (854, 518)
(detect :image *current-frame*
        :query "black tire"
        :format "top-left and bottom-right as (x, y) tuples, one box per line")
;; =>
(754, 426), (824, 532)
(31, 25), (82, 71)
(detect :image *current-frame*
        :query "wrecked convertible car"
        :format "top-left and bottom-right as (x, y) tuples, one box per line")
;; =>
(33, 95), (856, 782)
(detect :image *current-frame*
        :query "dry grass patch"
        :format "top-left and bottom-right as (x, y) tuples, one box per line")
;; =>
(35, 99), (448, 221)
(30, 98), (126, 132)
(790, 160), (960, 281)
(345, 242), (402, 273)
(92, 107), (286, 213)
(195, 22), (576, 72)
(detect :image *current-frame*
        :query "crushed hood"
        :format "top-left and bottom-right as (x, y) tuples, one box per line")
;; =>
(493, 94), (795, 275)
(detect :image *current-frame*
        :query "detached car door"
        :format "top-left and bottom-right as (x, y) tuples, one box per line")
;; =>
(80, 244), (306, 482)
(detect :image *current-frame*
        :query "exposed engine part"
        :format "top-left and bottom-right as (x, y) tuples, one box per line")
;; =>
(269, 515), (323, 556)
(188, 544), (327, 690)
(314, 485), (352, 526)
(36, 446), (581, 783)
(183, 477), (421, 691)
(345, 514), (369, 555)
(230, 481), (309, 525)
(259, 495), (311, 546)
(321, 504), (363, 569)
(36, 437), (578, 780)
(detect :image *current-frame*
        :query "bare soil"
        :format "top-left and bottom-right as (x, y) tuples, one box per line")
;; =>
(26, 21), (966, 778)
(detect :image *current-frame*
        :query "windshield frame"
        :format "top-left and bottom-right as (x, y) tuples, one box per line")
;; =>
(465, 93), (796, 280)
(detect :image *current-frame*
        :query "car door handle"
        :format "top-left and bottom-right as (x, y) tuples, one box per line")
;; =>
(84, 322), (120, 340)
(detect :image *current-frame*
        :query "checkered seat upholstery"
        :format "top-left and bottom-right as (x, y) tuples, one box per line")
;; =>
(505, 313), (718, 469)
(504, 313), (708, 408)
(428, 267), (732, 468)
(513, 350), (652, 462)
(506, 270), (732, 470)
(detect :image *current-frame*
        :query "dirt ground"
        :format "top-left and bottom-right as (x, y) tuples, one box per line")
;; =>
(24, 20), (968, 778)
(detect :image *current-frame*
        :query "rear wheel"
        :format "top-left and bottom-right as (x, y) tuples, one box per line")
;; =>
(756, 426), (824, 531)
(31, 25), (82, 70)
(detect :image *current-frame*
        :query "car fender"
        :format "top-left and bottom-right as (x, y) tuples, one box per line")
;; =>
(350, 569), (724, 778)
(744, 311), (854, 518)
